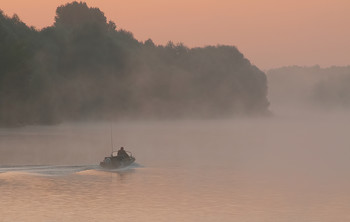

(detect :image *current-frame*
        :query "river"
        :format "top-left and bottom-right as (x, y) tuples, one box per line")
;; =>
(1, 111), (350, 221)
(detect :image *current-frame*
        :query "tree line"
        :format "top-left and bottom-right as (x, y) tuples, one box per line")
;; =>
(0, 1), (269, 126)
(267, 65), (350, 108)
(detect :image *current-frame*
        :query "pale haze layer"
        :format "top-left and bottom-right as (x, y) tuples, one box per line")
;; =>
(1, 0), (349, 69)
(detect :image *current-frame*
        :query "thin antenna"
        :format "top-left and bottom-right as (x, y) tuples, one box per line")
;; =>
(110, 122), (114, 154)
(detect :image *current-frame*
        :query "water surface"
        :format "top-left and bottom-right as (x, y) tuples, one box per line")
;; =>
(1, 113), (350, 221)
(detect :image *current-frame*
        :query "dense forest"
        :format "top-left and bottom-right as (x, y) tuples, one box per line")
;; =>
(267, 65), (350, 108)
(0, 1), (269, 126)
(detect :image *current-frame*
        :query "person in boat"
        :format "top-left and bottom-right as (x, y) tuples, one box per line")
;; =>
(117, 147), (129, 159)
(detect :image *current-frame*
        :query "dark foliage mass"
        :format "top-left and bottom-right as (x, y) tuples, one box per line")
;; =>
(267, 65), (350, 108)
(0, 2), (269, 126)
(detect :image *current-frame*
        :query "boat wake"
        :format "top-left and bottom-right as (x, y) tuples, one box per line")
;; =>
(0, 165), (100, 176)
(0, 163), (142, 176)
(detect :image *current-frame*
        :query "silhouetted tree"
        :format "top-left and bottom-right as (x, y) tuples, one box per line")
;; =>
(0, 2), (270, 126)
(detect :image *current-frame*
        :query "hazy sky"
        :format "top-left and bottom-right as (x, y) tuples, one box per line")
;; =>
(1, 0), (349, 69)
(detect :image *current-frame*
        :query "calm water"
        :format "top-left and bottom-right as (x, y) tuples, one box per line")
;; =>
(1, 112), (350, 221)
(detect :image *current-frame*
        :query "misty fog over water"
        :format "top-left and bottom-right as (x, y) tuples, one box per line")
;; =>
(1, 2), (350, 221)
(2, 46), (350, 221)
(1, 104), (350, 221)
(2, 60), (350, 221)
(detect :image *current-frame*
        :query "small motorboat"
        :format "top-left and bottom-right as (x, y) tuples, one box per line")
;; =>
(100, 149), (136, 169)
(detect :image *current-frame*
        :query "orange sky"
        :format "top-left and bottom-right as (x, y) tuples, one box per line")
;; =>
(1, 0), (349, 69)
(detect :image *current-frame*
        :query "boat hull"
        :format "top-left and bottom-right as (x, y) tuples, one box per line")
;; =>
(100, 156), (136, 169)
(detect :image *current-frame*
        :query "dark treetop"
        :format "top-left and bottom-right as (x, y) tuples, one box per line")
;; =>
(0, 2), (269, 126)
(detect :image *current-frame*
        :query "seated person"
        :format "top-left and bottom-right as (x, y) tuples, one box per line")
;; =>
(117, 147), (129, 159)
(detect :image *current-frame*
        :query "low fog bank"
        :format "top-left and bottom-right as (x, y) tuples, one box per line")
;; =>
(1, 113), (350, 190)
(267, 65), (350, 114)
(2, 2), (350, 185)
(0, 2), (269, 127)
